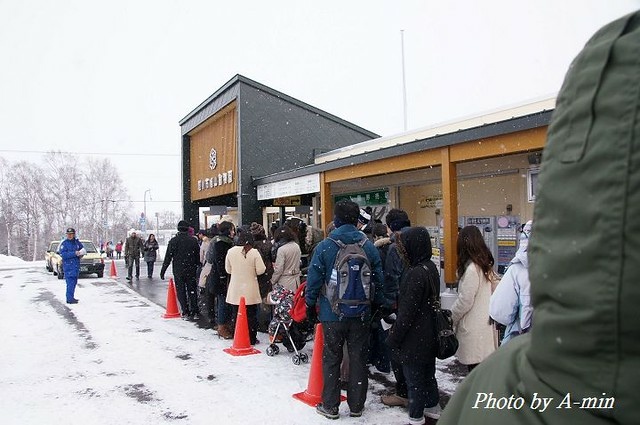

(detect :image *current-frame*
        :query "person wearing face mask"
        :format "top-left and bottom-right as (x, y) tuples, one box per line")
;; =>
(490, 220), (533, 345)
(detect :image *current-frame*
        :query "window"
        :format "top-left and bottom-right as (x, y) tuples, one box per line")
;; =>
(527, 167), (540, 202)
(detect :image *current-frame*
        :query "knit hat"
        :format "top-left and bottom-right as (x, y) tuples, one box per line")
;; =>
(249, 222), (266, 240)
(177, 220), (189, 232)
(358, 208), (371, 227)
(333, 199), (359, 227)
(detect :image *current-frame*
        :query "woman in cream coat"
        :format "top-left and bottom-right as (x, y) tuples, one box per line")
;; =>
(451, 225), (497, 372)
(271, 225), (302, 292)
(225, 229), (266, 345)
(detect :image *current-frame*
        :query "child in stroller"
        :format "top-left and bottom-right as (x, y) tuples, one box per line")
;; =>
(266, 281), (314, 364)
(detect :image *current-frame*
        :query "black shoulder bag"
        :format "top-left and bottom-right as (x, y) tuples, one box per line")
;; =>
(422, 264), (459, 360)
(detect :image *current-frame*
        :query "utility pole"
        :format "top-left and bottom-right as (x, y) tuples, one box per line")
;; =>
(401, 29), (408, 132)
(143, 189), (151, 232)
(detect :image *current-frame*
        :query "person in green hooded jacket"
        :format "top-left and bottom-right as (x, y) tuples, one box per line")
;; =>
(438, 11), (640, 425)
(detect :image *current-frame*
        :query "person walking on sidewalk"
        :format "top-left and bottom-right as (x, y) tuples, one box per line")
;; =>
(305, 199), (385, 420)
(115, 240), (123, 260)
(58, 227), (85, 304)
(160, 220), (201, 320)
(143, 234), (159, 279)
(125, 231), (144, 281)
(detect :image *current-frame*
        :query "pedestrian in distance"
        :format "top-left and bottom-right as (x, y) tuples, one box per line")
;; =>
(57, 227), (85, 304)
(386, 227), (442, 424)
(115, 240), (123, 260)
(490, 220), (533, 346)
(143, 234), (159, 279)
(225, 228), (266, 345)
(451, 225), (498, 372)
(125, 231), (144, 281)
(160, 220), (201, 320)
(305, 199), (385, 420)
(439, 11), (640, 424)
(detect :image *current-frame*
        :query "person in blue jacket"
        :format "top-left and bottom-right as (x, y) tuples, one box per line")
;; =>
(305, 199), (385, 419)
(58, 227), (85, 304)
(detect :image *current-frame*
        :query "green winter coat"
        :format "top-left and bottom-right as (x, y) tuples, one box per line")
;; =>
(439, 11), (640, 425)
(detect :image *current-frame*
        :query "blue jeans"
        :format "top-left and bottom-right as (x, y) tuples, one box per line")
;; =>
(217, 293), (229, 325)
(65, 276), (78, 302)
(403, 358), (439, 421)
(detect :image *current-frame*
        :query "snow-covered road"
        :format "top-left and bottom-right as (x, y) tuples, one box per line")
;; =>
(0, 261), (463, 425)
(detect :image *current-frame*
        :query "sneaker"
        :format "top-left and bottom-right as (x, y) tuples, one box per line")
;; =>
(381, 394), (409, 407)
(349, 409), (363, 417)
(316, 403), (339, 420)
(424, 404), (442, 419)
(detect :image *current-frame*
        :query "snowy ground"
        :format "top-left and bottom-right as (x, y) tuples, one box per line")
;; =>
(0, 257), (465, 425)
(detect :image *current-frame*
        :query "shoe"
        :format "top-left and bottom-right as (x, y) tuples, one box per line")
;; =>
(250, 339), (260, 345)
(424, 404), (442, 419)
(217, 324), (233, 340)
(316, 403), (339, 420)
(192, 313), (201, 321)
(66, 299), (79, 304)
(349, 409), (363, 417)
(381, 394), (409, 407)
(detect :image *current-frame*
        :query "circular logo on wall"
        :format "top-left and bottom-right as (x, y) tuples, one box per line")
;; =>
(209, 148), (217, 170)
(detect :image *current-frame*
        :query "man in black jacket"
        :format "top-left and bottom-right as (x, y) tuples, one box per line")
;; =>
(204, 220), (235, 338)
(160, 220), (200, 320)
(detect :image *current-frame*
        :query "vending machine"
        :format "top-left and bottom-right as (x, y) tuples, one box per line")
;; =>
(460, 216), (521, 275)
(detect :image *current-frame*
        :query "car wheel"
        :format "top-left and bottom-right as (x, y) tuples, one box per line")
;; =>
(57, 264), (64, 280)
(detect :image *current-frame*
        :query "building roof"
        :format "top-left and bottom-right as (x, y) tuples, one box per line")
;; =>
(252, 96), (556, 186)
(178, 74), (379, 139)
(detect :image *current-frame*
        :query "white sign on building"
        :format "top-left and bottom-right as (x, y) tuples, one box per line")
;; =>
(257, 173), (320, 200)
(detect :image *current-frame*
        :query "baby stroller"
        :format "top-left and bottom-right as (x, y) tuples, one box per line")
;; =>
(266, 281), (315, 364)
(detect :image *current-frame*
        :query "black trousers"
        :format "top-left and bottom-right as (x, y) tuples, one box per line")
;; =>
(127, 256), (140, 278)
(322, 320), (370, 413)
(229, 303), (258, 344)
(403, 359), (439, 420)
(391, 357), (408, 398)
(174, 275), (198, 316)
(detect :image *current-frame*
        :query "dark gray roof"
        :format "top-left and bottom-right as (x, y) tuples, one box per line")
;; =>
(179, 74), (379, 139)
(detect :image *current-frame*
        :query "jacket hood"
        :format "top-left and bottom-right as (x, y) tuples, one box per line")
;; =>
(374, 237), (391, 248)
(511, 220), (532, 268)
(399, 227), (432, 266)
(328, 224), (367, 244)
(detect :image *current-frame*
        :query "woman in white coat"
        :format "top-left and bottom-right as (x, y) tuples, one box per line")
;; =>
(490, 220), (533, 345)
(271, 225), (301, 292)
(451, 225), (498, 372)
(225, 229), (266, 345)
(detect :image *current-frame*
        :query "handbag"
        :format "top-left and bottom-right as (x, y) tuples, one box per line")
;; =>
(423, 264), (459, 360)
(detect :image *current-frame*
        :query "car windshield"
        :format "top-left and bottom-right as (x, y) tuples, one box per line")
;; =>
(50, 242), (60, 251)
(83, 242), (98, 253)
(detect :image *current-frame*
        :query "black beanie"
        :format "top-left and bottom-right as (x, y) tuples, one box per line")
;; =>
(177, 220), (189, 232)
(333, 200), (359, 227)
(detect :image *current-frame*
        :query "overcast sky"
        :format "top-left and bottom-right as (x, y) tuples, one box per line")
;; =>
(1, 1), (638, 216)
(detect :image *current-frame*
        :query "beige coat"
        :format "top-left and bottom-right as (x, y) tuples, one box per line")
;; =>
(272, 241), (301, 292)
(451, 262), (496, 365)
(225, 246), (266, 306)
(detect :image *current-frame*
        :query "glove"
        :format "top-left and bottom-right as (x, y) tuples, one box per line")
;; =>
(306, 304), (318, 324)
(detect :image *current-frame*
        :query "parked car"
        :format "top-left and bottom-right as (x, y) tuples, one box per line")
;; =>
(45, 241), (61, 273)
(51, 240), (105, 279)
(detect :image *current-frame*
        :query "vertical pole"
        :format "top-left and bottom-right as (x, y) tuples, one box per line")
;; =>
(441, 147), (458, 286)
(401, 29), (408, 132)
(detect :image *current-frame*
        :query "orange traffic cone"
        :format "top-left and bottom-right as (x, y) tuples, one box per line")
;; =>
(162, 278), (181, 319)
(292, 323), (346, 406)
(109, 259), (117, 278)
(224, 297), (260, 356)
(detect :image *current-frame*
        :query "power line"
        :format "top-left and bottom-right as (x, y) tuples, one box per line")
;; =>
(0, 149), (179, 157)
